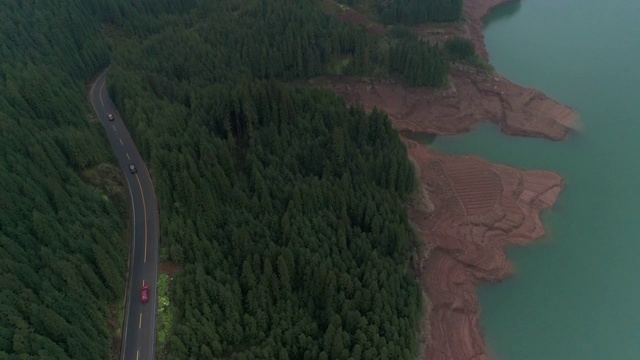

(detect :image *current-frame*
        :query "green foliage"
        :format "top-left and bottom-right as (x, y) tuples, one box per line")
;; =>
(387, 25), (418, 40)
(389, 38), (449, 86)
(111, 68), (423, 358)
(157, 274), (174, 351)
(327, 58), (354, 76)
(444, 37), (476, 61)
(109, 0), (382, 83)
(107, 0), (438, 357)
(1, 0), (446, 358)
(443, 36), (494, 72)
(0, 0), (129, 358)
(109, 0), (450, 89)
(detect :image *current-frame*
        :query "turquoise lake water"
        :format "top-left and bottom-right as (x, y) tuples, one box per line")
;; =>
(429, 0), (640, 358)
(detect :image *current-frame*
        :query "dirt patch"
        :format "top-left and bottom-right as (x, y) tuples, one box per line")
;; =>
(322, 0), (386, 36)
(413, 22), (468, 46)
(159, 261), (183, 278)
(405, 138), (562, 360)
(339, 10), (386, 36)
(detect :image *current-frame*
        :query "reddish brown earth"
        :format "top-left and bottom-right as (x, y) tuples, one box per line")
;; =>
(328, 1), (574, 359)
(327, 2), (578, 141)
(332, 66), (576, 140)
(339, 10), (386, 36)
(159, 261), (183, 278)
(405, 139), (562, 360)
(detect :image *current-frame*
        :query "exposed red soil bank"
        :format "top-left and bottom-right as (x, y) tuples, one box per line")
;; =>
(405, 139), (562, 360)
(327, 2), (577, 141)
(328, 0), (575, 359)
(332, 66), (576, 140)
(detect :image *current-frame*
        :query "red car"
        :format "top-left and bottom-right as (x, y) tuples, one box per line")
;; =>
(107, 113), (114, 121)
(141, 285), (149, 303)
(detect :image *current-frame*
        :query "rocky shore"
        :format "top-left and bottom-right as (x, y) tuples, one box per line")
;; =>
(328, 0), (577, 358)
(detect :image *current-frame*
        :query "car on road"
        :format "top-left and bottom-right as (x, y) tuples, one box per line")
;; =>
(129, 163), (137, 173)
(141, 285), (149, 303)
(107, 113), (114, 121)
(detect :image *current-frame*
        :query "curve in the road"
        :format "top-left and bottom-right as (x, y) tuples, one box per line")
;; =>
(89, 69), (160, 360)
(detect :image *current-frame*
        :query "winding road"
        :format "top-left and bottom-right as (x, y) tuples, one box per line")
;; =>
(89, 69), (160, 360)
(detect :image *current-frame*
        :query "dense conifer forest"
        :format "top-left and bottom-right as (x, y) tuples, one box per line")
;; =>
(0, 0), (472, 358)
(108, 1), (430, 358)
(0, 0), (198, 358)
(107, 0), (452, 88)
(111, 77), (423, 358)
(0, 1), (122, 358)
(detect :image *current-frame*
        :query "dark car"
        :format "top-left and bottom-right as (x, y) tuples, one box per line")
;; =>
(129, 163), (137, 173)
(141, 285), (149, 303)
(107, 113), (114, 121)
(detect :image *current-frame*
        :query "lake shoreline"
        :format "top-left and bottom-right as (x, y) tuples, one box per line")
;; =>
(406, 138), (563, 360)
(414, 0), (572, 358)
(327, 0), (576, 358)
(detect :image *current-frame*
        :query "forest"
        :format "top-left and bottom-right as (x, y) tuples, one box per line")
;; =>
(105, 0), (452, 89)
(108, 0), (437, 358)
(0, 0), (474, 358)
(0, 0), (124, 358)
(110, 76), (423, 359)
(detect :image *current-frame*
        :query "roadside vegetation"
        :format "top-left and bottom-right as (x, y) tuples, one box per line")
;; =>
(156, 273), (173, 357)
(107, 0), (431, 358)
(0, 1), (124, 358)
(1, 0), (483, 358)
(111, 73), (423, 358)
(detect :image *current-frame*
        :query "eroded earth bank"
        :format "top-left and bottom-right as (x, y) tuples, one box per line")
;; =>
(406, 139), (562, 360)
(330, 0), (578, 359)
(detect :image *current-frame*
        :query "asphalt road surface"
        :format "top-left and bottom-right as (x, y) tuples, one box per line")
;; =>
(90, 69), (159, 360)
